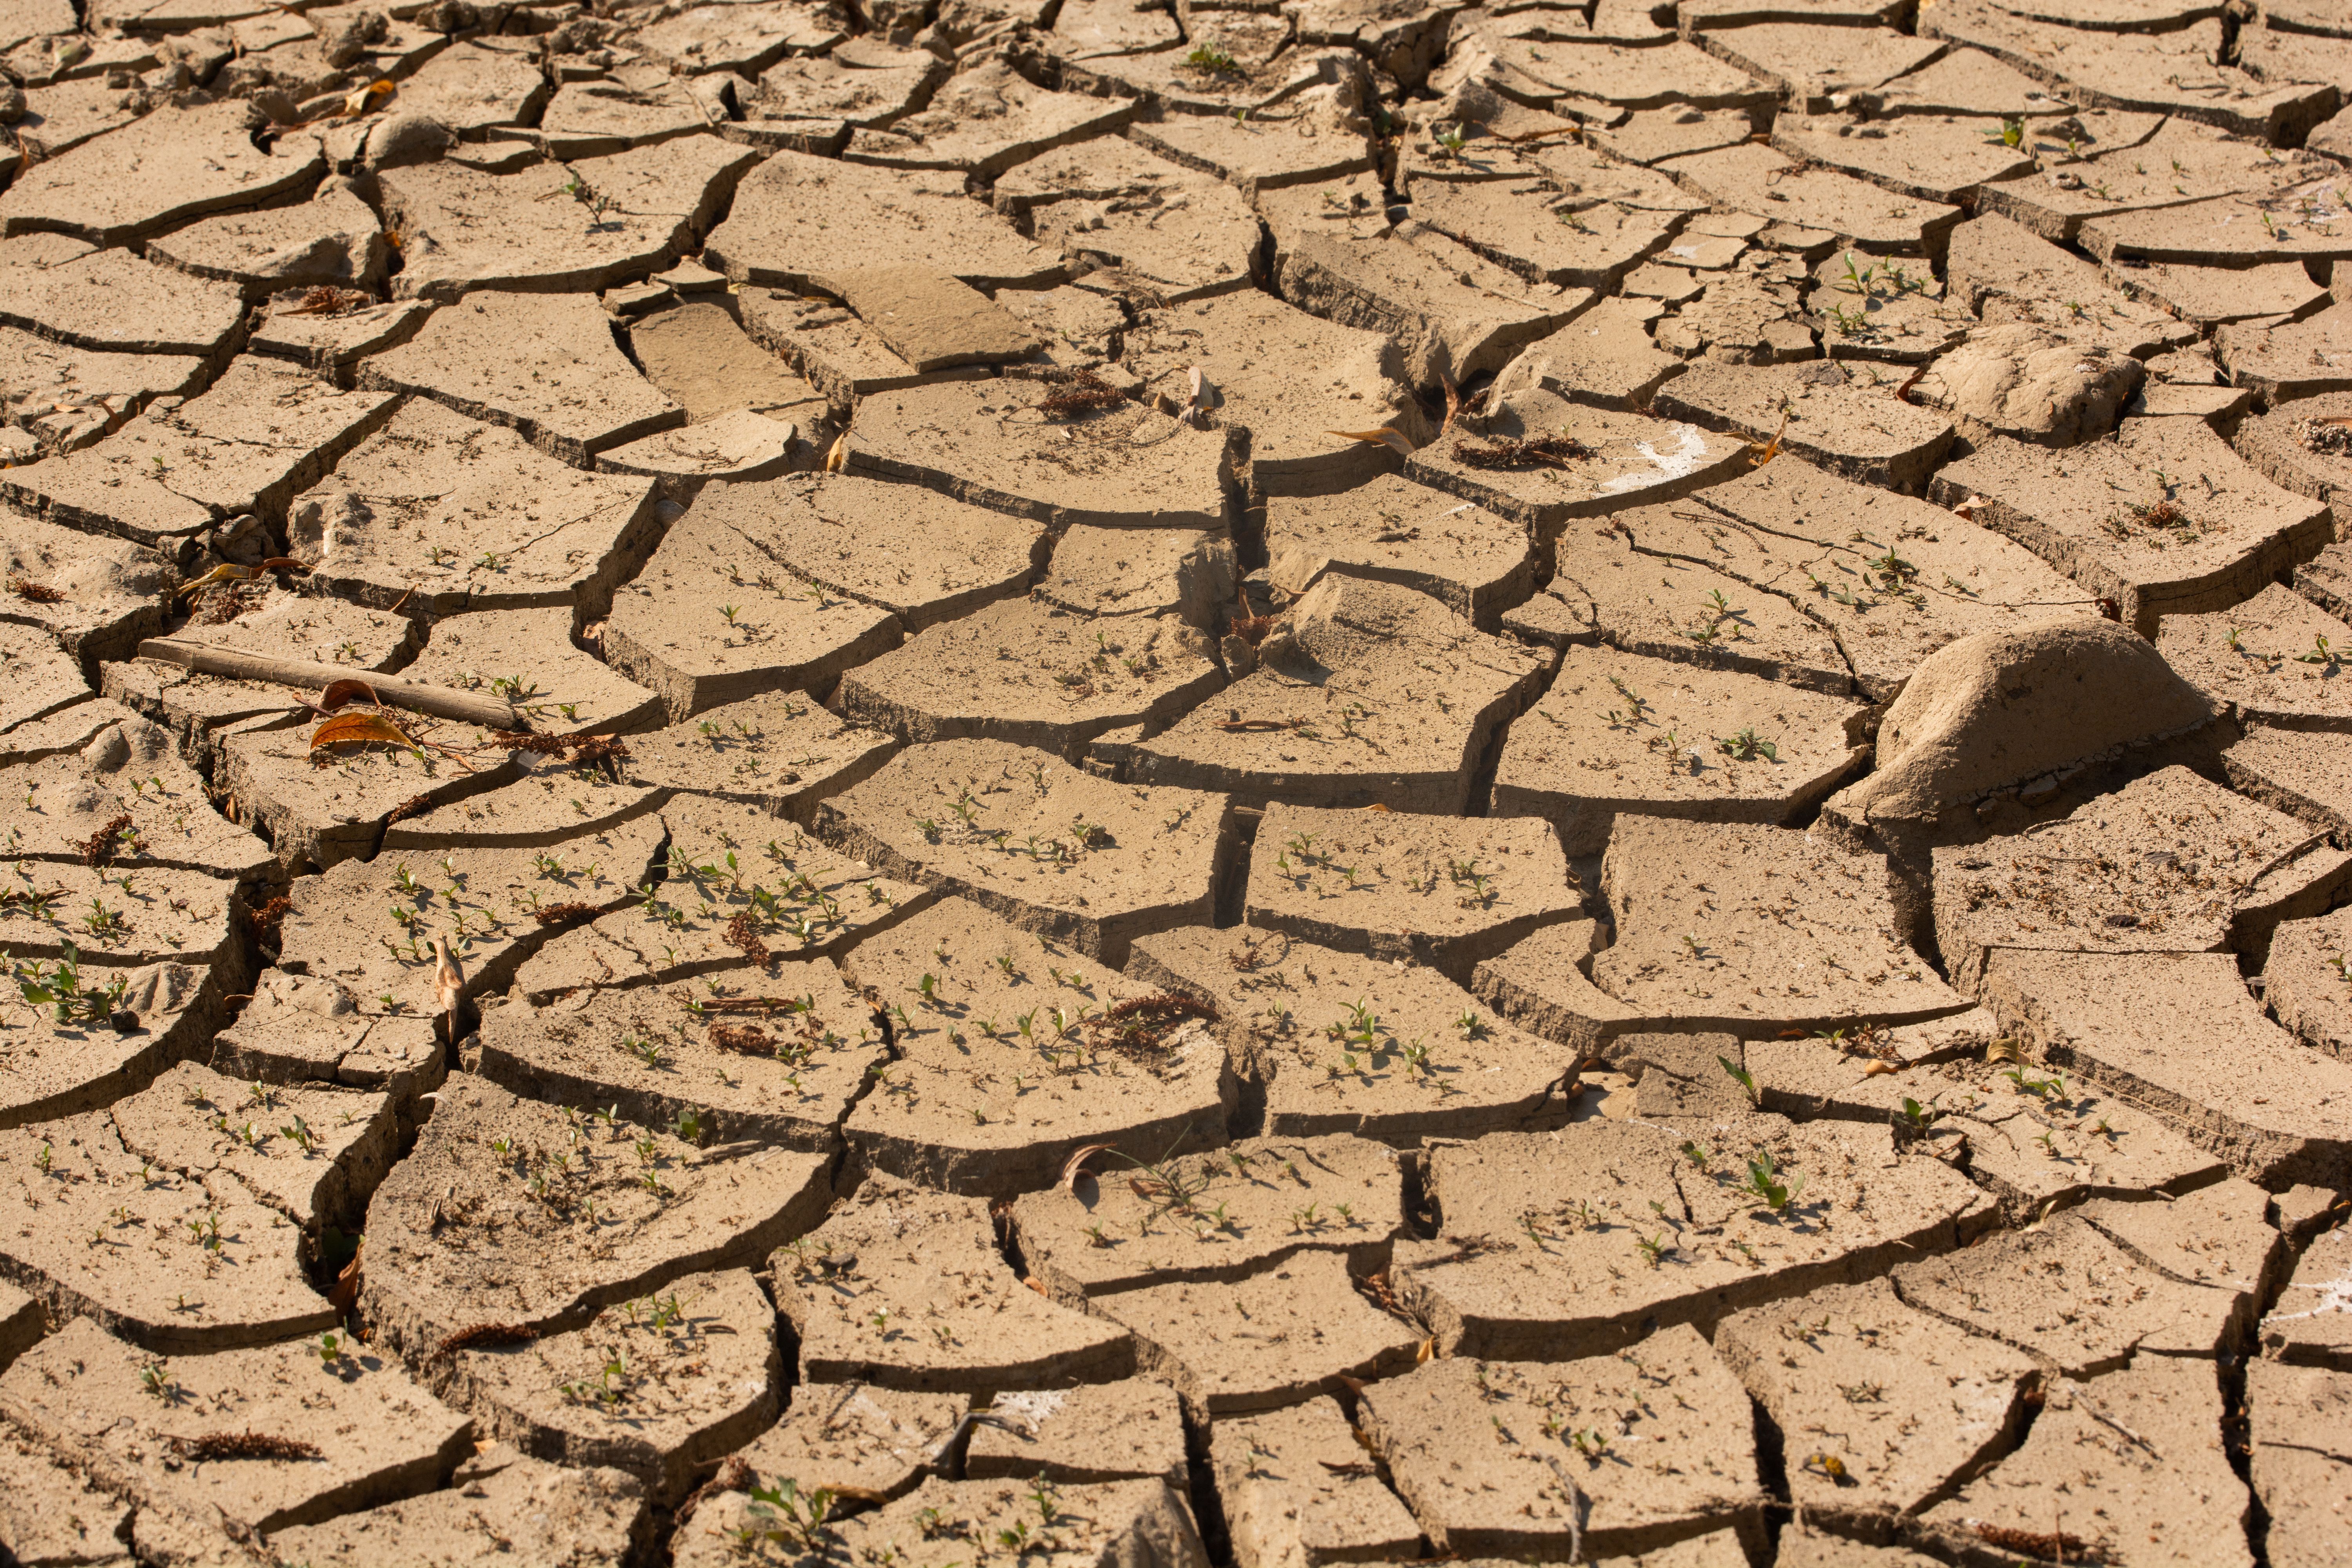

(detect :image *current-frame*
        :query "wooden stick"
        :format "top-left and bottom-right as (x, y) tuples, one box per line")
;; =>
(136, 638), (525, 731)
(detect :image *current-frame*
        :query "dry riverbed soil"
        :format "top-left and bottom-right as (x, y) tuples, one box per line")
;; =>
(0, 3), (2350, 1567)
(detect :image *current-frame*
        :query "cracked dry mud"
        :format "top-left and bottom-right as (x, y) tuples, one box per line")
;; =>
(2, 5), (2352, 1567)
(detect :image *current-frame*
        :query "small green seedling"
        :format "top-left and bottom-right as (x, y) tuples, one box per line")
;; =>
(1739, 1151), (1803, 1212)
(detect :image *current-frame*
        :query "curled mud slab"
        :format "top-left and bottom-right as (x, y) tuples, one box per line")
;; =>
(2, 10), (2347, 1564)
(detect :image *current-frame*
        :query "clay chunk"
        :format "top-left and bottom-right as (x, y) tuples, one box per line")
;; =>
(604, 503), (903, 723)
(515, 799), (926, 1002)
(1896, 1204), (2253, 1378)
(965, 1378), (1189, 1485)
(729, 1383), (971, 1501)
(1263, 474), (1534, 629)
(0, 236), (246, 359)
(480, 955), (889, 1150)
(1594, 815), (1967, 1033)
(376, 136), (759, 300)
(1980, 947), (2352, 1190)
(277, 813), (665, 1013)
(2261, 1226), (2352, 1370)
(0, 1427), (134, 1568)
(1932, 765), (2352, 993)
(0, 99), (324, 246)
(1011, 1134), (1406, 1302)
(1929, 417), (2333, 632)
(436, 1268), (778, 1504)
(676, 1476), (1209, 1568)
(837, 896), (1236, 1194)
(1659, 143), (1962, 252)
(0, 1316), (469, 1538)
(2220, 301), (2352, 403)
(1111, 575), (1543, 814)
(1128, 925), (1577, 1143)
(1716, 1279), (2038, 1535)
(1393, 1120), (1988, 1360)
(773, 1172), (1132, 1392)
(1494, 646), (1866, 855)
(1669, 458), (2098, 702)
(2, 358), (396, 550)
(836, 600), (1223, 756)
(1089, 1249), (1420, 1416)
(1123, 288), (1428, 493)
(210, 968), (441, 1107)
(621, 690), (897, 817)
(1358, 1324), (1764, 1561)
(844, 60), (1135, 178)
(1653, 359), (1955, 493)
(2247, 1359), (2352, 1568)
(1209, 1395), (1421, 1568)
(4, 1087), (337, 1350)
(997, 134), (1262, 306)
(2154, 583), (2352, 728)
(2077, 1178), (2284, 1301)
(360, 1075), (834, 1361)
(220, 713), (520, 873)
(848, 377), (1235, 532)
(2, 706), (270, 881)
(379, 755), (663, 851)
(1276, 224), (1596, 391)
(814, 737), (1230, 964)
(1406, 388), (1751, 532)
(358, 290), (686, 466)
(704, 149), (1063, 292)
(1909, 1355), (2251, 1568)
(403, 607), (666, 737)
(1406, 178), (1679, 290)
(289, 395), (665, 621)
(270, 1446), (650, 1568)
(1241, 803), (1581, 980)
(2264, 907), (2352, 1061)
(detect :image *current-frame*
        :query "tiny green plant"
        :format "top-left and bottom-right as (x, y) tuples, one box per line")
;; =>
(1718, 1054), (1762, 1109)
(1739, 1151), (1803, 1211)
(1715, 728), (1778, 763)
(1185, 40), (1237, 72)
(740, 1477), (837, 1552)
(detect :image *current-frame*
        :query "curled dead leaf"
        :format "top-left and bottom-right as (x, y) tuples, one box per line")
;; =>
(1860, 1060), (1898, 1077)
(342, 78), (395, 117)
(1985, 1037), (2024, 1064)
(1415, 1336), (1436, 1364)
(327, 1236), (364, 1313)
(310, 710), (419, 751)
(824, 432), (849, 473)
(1327, 426), (1415, 457)
(1950, 494), (1985, 521)
(1060, 1142), (1116, 1192)
(1359, 803), (1392, 813)
(1748, 408), (1789, 469)
(318, 678), (384, 714)
(175, 563), (258, 599)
